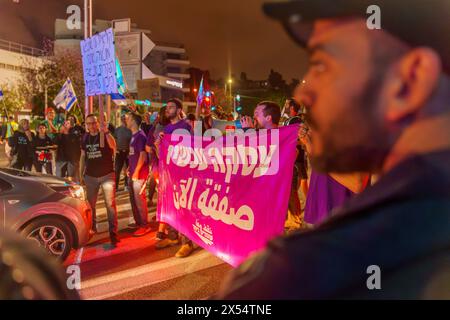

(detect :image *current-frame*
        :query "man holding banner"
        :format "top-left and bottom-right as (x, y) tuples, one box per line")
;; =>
(155, 98), (196, 258)
(157, 98), (299, 264)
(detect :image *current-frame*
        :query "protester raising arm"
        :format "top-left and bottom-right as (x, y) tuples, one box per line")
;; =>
(101, 122), (116, 153)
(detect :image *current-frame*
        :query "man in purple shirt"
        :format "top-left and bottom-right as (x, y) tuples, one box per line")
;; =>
(154, 98), (195, 258)
(126, 112), (151, 237)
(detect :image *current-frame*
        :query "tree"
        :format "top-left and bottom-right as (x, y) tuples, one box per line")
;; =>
(0, 84), (26, 118)
(18, 39), (85, 118)
(240, 72), (248, 82)
(268, 69), (287, 91)
(288, 78), (300, 95)
(209, 87), (232, 113)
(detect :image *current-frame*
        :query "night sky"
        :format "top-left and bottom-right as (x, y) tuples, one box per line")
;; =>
(0, 0), (308, 81)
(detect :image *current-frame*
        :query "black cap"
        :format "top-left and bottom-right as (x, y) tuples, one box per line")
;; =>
(263, 0), (450, 74)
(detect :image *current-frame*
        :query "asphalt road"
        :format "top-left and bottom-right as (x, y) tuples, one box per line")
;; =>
(64, 189), (232, 300)
(0, 148), (232, 300)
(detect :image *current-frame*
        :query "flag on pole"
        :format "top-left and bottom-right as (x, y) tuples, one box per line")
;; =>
(111, 57), (128, 104)
(0, 90), (4, 101)
(53, 78), (77, 111)
(196, 76), (205, 106)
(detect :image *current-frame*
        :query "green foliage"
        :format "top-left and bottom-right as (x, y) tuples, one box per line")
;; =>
(0, 84), (26, 118)
(18, 48), (85, 117)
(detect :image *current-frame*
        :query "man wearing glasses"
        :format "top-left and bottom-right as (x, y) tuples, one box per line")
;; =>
(81, 114), (119, 246)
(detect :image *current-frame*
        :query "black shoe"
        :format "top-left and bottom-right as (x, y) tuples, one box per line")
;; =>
(110, 236), (120, 245)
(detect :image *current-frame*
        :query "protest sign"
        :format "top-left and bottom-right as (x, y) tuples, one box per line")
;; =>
(157, 125), (299, 267)
(81, 28), (118, 96)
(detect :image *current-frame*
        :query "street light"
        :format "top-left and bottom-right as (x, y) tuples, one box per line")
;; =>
(227, 79), (233, 102)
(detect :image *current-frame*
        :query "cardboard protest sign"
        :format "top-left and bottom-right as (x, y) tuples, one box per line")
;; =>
(81, 28), (118, 96)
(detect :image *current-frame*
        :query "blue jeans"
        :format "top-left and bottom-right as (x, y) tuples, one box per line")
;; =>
(57, 160), (80, 182)
(129, 178), (148, 227)
(84, 172), (118, 237)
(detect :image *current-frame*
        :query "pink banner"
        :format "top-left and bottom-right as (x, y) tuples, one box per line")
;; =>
(157, 125), (299, 267)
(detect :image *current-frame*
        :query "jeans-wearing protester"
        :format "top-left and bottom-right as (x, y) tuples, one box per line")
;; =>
(114, 115), (132, 191)
(126, 112), (151, 237)
(81, 114), (119, 246)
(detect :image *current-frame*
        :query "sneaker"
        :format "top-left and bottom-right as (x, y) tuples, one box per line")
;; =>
(133, 226), (151, 237)
(128, 222), (138, 228)
(175, 243), (194, 258)
(155, 238), (179, 249)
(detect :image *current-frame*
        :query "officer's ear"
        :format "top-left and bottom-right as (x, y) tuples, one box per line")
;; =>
(385, 47), (441, 123)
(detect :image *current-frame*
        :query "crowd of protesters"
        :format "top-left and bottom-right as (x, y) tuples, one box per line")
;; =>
(0, 90), (357, 257)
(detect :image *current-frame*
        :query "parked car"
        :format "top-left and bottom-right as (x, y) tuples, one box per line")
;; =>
(0, 167), (92, 261)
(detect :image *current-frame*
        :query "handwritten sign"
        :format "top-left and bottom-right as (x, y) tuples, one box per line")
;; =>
(157, 125), (299, 267)
(80, 28), (118, 96)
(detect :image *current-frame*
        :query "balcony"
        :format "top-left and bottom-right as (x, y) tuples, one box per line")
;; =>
(165, 58), (190, 66)
(153, 41), (186, 54)
(0, 39), (45, 57)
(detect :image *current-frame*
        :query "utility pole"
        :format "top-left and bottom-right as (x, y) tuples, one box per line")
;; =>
(84, 0), (93, 117)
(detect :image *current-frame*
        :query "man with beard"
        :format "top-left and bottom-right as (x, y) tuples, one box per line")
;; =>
(154, 98), (196, 258)
(217, 0), (450, 299)
(240, 101), (281, 130)
(81, 114), (119, 245)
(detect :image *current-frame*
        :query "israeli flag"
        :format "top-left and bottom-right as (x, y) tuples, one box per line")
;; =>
(0, 90), (4, 101)
(53, 78), (77, 111)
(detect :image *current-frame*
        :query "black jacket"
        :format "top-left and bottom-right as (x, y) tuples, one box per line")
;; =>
(217, 150), (450, 299)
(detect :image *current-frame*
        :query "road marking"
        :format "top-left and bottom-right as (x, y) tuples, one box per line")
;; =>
(80, 250), (226, 300)
(75, 247), (84, 265)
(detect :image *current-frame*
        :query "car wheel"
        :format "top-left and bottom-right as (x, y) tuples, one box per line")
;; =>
(22, 217), (74, 261)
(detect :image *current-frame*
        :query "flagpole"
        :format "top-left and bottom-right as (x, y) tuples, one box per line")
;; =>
(84, 0), (93, 118)
(195, 76), (204, 120)
(1, 100), (9, 121)
(99, 95), (105, 148)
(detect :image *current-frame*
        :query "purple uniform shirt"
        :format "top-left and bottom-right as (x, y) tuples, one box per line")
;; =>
(164, 119), (193, 135)
(128, 130), (149, 180)
(304, 170), (354, 225)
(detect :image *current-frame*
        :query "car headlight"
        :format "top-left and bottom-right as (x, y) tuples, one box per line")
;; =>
(69, 185), (86, 201)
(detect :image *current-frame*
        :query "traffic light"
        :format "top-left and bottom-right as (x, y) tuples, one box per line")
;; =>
(235, 94), (242, 113)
